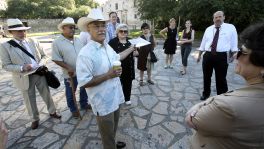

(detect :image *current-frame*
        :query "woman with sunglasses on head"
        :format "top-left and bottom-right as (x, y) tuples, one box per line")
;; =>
(185, 23), (264, 149)
(137, 23), (156, 86)
(177, 20), (195, 75)
(108, 24), (137, 105)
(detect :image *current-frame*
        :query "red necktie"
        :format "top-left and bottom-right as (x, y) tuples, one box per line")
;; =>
(211, 27), (220, 55)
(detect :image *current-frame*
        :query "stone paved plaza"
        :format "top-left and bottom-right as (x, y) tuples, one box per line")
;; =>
(0, 37), (245, 149)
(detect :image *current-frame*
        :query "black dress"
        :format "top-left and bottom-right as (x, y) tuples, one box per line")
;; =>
(137, 34), (155, 71)
(164, 27), (177, 54)
(108, 37), (135, 101)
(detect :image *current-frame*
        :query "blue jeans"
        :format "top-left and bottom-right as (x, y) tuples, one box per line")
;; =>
(64, 76), (88, 112)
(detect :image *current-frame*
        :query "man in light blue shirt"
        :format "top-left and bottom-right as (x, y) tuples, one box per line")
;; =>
(105, 11), (119, 43)
(77, 9), (135, 149)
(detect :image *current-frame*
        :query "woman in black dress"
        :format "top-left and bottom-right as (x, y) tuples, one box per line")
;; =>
(108, 24), (137, 105)
(137, 23), (156, 86)
(160, 18), (177, 69)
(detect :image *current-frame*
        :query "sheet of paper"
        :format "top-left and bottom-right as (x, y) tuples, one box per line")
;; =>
(23, 66), (40, 76)
(128, 37), (151, 48)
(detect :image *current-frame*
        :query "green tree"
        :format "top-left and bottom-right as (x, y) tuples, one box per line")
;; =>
(4, 0), (98, 19)
(136, 0), (264, 31)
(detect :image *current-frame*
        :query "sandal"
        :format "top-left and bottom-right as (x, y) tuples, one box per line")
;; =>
(147, 80), (155, 85)
(139, 80), (144, 86)
(181, 71), (186, 75)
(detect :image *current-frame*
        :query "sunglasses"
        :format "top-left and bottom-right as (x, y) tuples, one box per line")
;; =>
(236, 48), (249, 59)
(69, 26), (76, 30)
(119, 30), (128, 34)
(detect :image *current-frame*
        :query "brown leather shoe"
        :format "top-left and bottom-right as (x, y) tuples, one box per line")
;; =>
(31, 120), (39, 129)
(72, 111), (80, 118)
(50, 112), (62, 119)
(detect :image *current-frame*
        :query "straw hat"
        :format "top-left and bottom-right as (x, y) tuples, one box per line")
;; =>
(77, 8), (108, 32)
(57, 17), (76, 31)
(7, 18), (31, 30)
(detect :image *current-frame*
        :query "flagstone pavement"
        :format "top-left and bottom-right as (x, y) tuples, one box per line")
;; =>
(0, 37), (245, 149)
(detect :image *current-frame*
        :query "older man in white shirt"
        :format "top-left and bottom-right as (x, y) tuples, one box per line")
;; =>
(76, 9), (135, 149)
(197, 11), (238, 100)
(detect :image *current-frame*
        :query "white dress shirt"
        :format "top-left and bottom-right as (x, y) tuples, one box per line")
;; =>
(199, 23), (238, 52)
(14, 39), (39, 70)
(79, 32), (91, 45)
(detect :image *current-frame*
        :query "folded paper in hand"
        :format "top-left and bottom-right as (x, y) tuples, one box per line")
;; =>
(128, 37), (151, 48)
(23, 66), (40, 76)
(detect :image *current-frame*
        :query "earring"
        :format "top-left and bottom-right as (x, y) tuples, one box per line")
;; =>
(261, 70), (264, 78)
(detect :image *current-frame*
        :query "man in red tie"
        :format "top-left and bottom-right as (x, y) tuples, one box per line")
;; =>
(197, 11), (238, 100)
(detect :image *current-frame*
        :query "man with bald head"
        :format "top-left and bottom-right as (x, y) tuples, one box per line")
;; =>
(197, 11), (238, 100)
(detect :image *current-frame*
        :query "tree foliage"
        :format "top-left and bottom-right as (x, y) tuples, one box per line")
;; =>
(137, 0), (264, 32)
(3, 0), (98, 19)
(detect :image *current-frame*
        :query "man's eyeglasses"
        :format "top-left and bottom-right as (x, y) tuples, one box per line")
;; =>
(119, 30), (128, 34)
(236, 48), (250, 59)
(68, 26), (76, 30)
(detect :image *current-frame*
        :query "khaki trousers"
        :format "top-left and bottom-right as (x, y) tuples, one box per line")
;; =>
(96, 108), (120, 149)
(21, 74), (56, 122)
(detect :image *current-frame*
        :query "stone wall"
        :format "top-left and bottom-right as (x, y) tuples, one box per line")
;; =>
(0, 18), (63, 33)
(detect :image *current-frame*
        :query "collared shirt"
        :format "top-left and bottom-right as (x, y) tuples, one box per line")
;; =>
(14, 39), (39, 70)
(79, 32), (91, 45)
(52, 34), (84, 78)
(76, 40), (124, 116)
(106, 22), (119, 43)
(199, 23), (238, 52)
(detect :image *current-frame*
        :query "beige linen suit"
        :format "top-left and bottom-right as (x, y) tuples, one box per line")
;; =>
(190, 83), (264, 149)
(0, 38), (56, 121)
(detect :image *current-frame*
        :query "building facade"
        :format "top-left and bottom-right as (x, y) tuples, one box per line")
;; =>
(101, 0), (143, 29)
(0, 0), (7, 11)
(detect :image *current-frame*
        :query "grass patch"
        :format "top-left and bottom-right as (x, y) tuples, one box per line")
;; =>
(27, 31), (60, 37)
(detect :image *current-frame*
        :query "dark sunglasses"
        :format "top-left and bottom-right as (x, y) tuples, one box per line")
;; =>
(68, 26), (76, 30)
(236, 48), (249, 59)
(119, 30), (128, 34)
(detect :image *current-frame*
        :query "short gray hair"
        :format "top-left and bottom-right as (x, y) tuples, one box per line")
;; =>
(116, 23), (129, 34)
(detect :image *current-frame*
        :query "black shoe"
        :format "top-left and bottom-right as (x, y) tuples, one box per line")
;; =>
(200, 95), (209, 101)
(116, 141), (126, 149)
(31, 120), (39, 129)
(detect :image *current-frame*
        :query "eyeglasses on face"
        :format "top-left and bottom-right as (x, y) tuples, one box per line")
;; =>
(236, 48), (250, 59)
(143, 27), (149, 30)
(68, 26), (76, 30)
(119, 30), (128, 34)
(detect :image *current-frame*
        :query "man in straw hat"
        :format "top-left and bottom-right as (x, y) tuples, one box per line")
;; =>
(52, 17), (90, 118)
(76, 8), (136, 149)
(0, 18), (61, 129)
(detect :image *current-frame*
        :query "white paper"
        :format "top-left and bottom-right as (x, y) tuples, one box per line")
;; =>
(128, 37), (151, 48)
(23, 66), (40, 76)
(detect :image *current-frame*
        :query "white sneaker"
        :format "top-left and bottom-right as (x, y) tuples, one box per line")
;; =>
(125, 101), (131, 105)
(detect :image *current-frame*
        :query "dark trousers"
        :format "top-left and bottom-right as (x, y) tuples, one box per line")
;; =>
(96, 109), (120, 149)
(120, 77), (132, 101)
(202, 52), (228, 97)
(181, 44), (192, 66)
(64, 76), (88, 112)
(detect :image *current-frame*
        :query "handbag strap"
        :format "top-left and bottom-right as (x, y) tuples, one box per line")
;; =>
(8, 40), (36, 61)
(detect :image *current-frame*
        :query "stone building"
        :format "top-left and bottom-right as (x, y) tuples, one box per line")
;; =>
(100, 0), (144, 29)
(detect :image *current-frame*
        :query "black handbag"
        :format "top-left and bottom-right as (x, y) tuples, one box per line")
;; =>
(36, 66), (60, 89)
(150, 51), (158, 63)
(8, 40), (60, 89)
